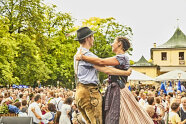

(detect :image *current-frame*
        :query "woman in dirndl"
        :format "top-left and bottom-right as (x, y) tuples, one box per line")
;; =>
(76, 36), (154, 124)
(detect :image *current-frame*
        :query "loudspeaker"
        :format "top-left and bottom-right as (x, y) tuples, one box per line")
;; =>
(0, 117), (33, 124)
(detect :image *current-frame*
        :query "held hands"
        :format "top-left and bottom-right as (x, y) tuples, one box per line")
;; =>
(76, 49), (83, 61)
(127, 68), (132, 76)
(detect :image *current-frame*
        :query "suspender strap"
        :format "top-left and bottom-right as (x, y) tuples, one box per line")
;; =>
(75, 59), (79, 86)
(74, 49), (88, 86)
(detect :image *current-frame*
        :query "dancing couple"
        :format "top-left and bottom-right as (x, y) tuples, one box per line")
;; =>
(74, 27), (153, 124)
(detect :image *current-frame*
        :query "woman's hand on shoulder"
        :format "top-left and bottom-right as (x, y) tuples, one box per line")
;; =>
(76, 49), (83, 61)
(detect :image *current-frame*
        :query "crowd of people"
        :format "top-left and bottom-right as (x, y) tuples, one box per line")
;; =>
(0, 84), (185, 124)
(0, 27), (186, 124)
(0, 87), (80, 124)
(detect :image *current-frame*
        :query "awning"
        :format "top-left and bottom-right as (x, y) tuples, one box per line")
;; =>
(128, 70), (155, 81)
(160, 66), (186, 72)
(155, 69), (186, 81)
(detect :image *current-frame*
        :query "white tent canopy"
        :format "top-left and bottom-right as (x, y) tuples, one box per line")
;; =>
(155, 69), (186, 81)
(128, 70), (155, 81)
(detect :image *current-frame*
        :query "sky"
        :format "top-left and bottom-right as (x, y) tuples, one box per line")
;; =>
(44, 0), (186, 61)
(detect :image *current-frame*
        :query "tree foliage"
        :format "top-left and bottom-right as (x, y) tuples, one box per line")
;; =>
(0, 16), (18, 85)
(0, 1), (133, 88)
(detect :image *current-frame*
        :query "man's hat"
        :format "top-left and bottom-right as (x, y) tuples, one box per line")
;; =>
(75, 27), (96, 41)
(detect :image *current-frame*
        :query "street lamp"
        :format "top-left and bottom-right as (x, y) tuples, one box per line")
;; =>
(175, 73), (182, 90)
(178, 73), (181, 80)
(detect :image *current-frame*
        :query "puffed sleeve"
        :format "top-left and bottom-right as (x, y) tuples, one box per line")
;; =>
(115, 54), (130, 69)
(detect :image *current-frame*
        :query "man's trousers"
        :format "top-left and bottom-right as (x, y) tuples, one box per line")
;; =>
(75, 83), (102, 124)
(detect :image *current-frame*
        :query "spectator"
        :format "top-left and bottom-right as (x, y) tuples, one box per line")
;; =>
(59, 97), (73, 124)
(147, 97), (161, 124)
(180, 97), (186, 122)
(28, 94), (48, 124)
(11, 93), (18, 102)
(28, 93), (34, 106)
(54, 111), (61, 124)
(32, 103), (56, 124)
(139, 92), (147, 107)
(19, 100), (28, 117)
(8, 101), (20, 114)
(41, 93), (47, 106)
(72, 104), (86, 124)
(181, 84), (185, 92)
(146, 105), (155, 118)
(48, 91), (57, 109)
(20, 100), (28, 113)
(169, 102), (186, 124)
(56, 93), (64, 111)
(19, 94), (23, 102)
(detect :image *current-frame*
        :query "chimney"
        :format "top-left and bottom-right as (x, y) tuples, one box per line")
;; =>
(153, 43), (156, 48)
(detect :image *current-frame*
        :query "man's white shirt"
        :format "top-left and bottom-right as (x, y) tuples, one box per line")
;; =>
(28, 102), (48, 123)
(139, 98), (146, 108)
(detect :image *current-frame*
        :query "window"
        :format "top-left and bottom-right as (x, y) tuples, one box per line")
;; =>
(161, 52), (167, 60)
(179, 52), (184, 60)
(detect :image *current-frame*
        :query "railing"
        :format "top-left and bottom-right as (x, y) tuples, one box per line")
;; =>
(0, 113), (18, 117)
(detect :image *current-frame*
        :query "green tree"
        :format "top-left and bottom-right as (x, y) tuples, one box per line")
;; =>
(0, 0), (77, 87)
(43, 27), (78, 87)
(13, 34), (51, 85)
(0, 1), (133, 88)
(0, 0), (45, 35)
(130, 60), (135, 65)
(0, 16), (18, 85)
(39, 8), (76, 87)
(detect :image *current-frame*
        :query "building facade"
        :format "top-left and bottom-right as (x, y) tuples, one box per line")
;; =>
(151, 27), (186, 74)
(131, 56), (160, 78)
(131, 27), (186, 78)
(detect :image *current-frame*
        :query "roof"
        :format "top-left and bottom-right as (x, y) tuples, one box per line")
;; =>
(157, 27), (186, 48)
(132, 56), (154, 66)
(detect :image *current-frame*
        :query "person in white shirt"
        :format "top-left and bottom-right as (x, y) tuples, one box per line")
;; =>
(139, 92), (146, 108)
(32, 103), (56, 124)
(40, 93), (47, 106)
(56, 93), (64, 111)
(181, 84), (185, 92)
(48, 91), (57, 107)
(180, 97), (186, 122)
(59, 97), (73, 124)
(28, 94), (48, 124)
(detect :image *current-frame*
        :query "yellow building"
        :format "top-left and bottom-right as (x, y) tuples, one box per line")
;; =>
(131, 56), (160, 78)
(131, 27), (186, 80)
(151, 27), (186, 74)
